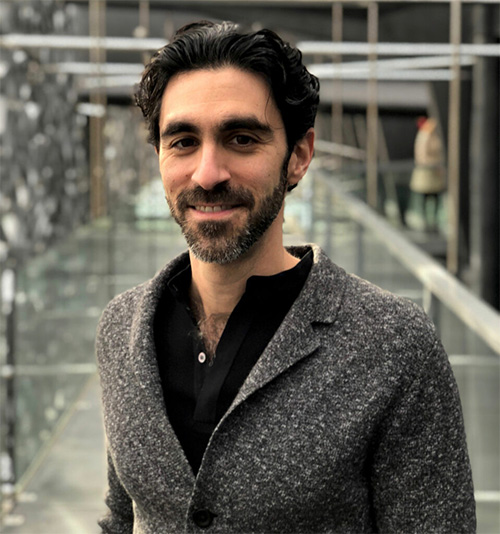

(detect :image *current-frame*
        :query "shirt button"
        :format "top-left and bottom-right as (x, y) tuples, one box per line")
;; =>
(192, 509), (215, 528)
(198, 352), (207, 364)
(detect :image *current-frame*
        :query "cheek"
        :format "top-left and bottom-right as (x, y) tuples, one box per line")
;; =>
(240, 159), (281, 187)
(160, 162), (189, 195)
(160, 177), (170, 197)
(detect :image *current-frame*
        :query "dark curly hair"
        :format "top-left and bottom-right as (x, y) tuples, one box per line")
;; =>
(135, 20), (319, 155)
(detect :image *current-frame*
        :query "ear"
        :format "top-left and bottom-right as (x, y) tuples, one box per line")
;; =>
(286, 128), (315, 189)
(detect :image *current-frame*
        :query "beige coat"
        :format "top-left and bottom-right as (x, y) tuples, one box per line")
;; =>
(410, 118), (446, 194)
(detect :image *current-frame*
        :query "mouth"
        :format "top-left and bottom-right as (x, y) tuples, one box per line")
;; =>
(176, 184), (255, 221)
(186, 203), (246, 222)
(193, 204), (239, 213)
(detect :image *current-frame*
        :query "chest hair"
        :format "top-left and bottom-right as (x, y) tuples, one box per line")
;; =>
(190, 293), (230, 361)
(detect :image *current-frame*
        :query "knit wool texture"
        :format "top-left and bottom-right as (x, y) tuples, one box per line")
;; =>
(96, 244), (476, 534)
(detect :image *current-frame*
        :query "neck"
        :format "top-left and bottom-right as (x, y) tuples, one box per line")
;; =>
(189, 214), (298, 318)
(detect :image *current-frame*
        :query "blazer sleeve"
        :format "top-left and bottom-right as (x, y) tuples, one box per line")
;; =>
(99, 449), (134, 533)
(95, 295), (136, 533)
(370, 339), (476, 533)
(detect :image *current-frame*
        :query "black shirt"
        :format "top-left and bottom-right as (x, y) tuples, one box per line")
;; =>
(154, 250), (313, 474)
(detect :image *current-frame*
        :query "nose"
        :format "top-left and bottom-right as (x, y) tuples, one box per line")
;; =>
(191, 143), (231, 190)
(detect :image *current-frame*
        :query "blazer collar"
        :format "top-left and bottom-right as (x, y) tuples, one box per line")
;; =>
(221, 244), (348, 422)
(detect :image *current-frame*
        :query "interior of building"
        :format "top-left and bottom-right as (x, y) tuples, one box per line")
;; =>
(0, 1), (499, 532)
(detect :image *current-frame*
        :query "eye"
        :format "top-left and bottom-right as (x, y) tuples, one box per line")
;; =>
(172, 137), (197, 150)
(231, 134), (255, 147)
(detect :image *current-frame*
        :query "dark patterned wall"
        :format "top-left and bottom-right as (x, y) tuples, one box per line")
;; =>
(0, 1), (89, 264)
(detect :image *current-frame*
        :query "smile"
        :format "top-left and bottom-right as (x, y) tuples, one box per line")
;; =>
(193, 205), (236, 213)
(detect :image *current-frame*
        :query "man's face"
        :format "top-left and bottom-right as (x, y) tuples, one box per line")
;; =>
(157, 67), (292, 264)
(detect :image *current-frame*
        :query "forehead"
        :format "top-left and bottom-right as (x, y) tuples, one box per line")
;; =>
(159, 67), (284, 131)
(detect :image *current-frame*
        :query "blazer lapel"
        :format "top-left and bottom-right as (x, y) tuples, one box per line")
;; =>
(226, 244), (347, 416)
(231, 317), (320, 409)
(126, 255), (196, 489)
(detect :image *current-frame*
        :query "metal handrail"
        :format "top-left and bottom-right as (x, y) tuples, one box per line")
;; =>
(317, 173), (500, 356)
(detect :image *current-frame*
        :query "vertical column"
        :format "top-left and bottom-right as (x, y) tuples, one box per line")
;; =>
(331, 2), (343, 147)
(139, 0), (151, 66)
(446, 0), (462, 274)
(1, 261), (17, 507)
(89, 0), (107, 219)
(138, 0), (151, 192)
(469, 3), (500, 309)
(366, 1), (379, 209)
(328, 2), (344, 257)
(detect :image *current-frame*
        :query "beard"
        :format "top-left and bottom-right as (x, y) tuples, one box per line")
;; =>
(166, 159), (290, 264)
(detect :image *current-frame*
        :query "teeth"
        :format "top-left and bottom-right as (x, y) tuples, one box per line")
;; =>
(195, 205), (231, 213)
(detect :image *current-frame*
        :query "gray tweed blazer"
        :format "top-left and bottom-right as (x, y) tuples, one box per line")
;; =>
(96, 244), (475, 533)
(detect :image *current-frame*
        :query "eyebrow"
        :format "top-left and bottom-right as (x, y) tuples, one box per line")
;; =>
(160, 116), (273, 140)
(160, 121), (199, 139)
(219, 117), (273, 136)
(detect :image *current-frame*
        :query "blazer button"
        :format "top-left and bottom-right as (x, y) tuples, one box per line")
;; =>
(192, 509), (215, 528)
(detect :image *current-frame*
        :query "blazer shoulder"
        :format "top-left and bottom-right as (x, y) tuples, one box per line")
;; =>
(96, 250), (189, 341)
(97, 282), (149, 335)
(345, 272), (432, 325)
(336, 271), (444, 373)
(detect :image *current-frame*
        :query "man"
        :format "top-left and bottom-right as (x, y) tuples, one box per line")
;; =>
(96, 21), (475, 533)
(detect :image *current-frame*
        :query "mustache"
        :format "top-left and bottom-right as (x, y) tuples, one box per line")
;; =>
(176, 182), (256, 210)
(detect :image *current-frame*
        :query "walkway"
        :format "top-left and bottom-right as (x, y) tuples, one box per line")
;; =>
(2, 377), (105, 533)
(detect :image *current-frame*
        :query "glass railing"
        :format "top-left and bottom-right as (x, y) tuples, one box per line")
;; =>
(1, 224), (107, 505)
(0, 204), (185, 514)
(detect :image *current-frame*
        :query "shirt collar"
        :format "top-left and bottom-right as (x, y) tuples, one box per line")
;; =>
(245, 249), (313, 300)
(167, 249), (313, 304)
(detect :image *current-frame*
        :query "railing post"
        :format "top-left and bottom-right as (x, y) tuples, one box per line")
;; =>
(325, 185), (333, 257)
(356, 222), (364, 277)
(423, 286), (441, 336)
(307, 172), (316, 244)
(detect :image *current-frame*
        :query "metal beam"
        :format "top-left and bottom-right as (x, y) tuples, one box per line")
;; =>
(366, 1), (379, 209)
(298, 42), (500, 57)
(2, 40), (498, 58)
(309, 54), (476, 73)
(44, 62), (145, 75)
(314, 139), (366, 160)
(469, 3), (500, 309)
(331, 2), (344, 148)
(446, 0), (463, 274)
(60, 0), (500, 5)
(310, 67), (467, 81)
(1, 364), (97, 378)
(0, 34), (166, 51)
(89, 0), (107, 220)
(80, 75), (141, 89)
